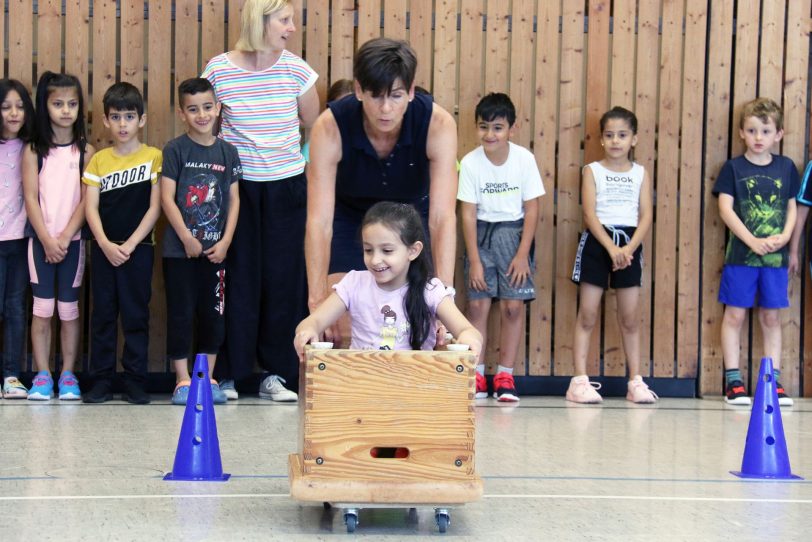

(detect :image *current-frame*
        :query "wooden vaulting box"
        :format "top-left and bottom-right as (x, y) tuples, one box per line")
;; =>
(289, 348), (483, 505)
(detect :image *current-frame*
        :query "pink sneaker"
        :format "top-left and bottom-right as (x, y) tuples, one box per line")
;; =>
(475, 372), (488, 399)
(626, 376), (658, 404)
(565, 375), (603, 403)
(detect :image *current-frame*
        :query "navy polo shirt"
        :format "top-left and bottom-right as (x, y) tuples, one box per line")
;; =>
(326, 92), (433, 273)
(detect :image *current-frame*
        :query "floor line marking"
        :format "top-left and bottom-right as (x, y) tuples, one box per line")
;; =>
(0, 493), (811, 504)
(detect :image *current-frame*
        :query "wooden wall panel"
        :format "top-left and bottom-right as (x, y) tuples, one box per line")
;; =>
(120, 1), (145, 88)
(676, 0), (706, 378)
(358, 0), (381, 43)
(9, 0), (34, 87)
(65, 0), (91, 170)
(781, 0), (811, 397)
(634, 0), (659, 376)
(3, 0), (811, 396)
(553, 1), (585, 376)
(202, 0), (226, 67)
(90, 0), (116, 148)
(651, 0), (683, 377)
(173, 0), (199, 137)
(37, 0), (62, 76)
(304, 1), (329, 105)
(409, 0), (433, 91)
(699, 0), (734, 396)
(383, 0), (408, 42)
(330, 0), (356, 85)
(529, 0), (560, 376)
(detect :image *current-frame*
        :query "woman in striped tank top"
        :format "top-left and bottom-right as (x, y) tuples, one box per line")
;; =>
(202, 0), (319, 402)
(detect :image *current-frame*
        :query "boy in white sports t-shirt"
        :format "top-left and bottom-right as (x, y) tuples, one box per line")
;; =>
(457, 93), (544, 403)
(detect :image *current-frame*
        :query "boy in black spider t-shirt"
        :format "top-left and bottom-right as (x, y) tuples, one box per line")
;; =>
(160, 78), (241, 406)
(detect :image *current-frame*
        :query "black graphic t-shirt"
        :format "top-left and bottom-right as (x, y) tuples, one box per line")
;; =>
(713, 154), (799, 267)
(161, 134), (242, 257)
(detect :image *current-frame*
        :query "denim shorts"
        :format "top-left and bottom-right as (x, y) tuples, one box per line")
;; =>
(718, 264), (789, 308)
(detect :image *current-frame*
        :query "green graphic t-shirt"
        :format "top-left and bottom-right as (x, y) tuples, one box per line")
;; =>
(713, 155), (800, 267)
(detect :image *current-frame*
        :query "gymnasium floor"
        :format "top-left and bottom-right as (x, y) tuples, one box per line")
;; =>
(1, 395), (810, 541)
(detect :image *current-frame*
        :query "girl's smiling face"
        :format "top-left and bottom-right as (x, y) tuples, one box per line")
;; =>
(362, 222), (423, 291)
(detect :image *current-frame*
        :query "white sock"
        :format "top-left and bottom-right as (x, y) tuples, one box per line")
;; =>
(497, 365), (514, 375)
(476, 364), (485, 376)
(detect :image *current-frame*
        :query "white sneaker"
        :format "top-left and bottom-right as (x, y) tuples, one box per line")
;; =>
(565, 375), (603, 404)
(219, 379), (239, 400)
(259, 375), (297, 402)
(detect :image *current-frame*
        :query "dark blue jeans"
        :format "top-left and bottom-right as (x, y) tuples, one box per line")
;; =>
(0, 239), (29, 378)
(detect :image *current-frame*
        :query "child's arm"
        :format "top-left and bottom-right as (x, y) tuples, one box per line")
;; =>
(718, 194), (776, 256)
(770, 199), (796, 252)
(436, 296), (483, 362)
(59, 144), (96, 251)
(22, 145), (67, 263)
(121, 181), (161, 255)
(620, 168), (653, 264)
(581, 165), (626, 269)
(204, 181), (240, 264)
(160, 176), (202, 258)
(460, 201), (485, 291)
(293, 292), (348, 361)
(85, 185), (130, 266)
(789, 204), (809, 275)
(507, 197), (539, 287)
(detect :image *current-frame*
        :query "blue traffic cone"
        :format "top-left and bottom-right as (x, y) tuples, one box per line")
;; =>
(731, 357), (802, 480)
(164, 354), (230, 481)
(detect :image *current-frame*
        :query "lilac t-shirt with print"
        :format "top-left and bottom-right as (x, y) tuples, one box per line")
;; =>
(0, 139), (27, 240)
(333, 270), (449, 351)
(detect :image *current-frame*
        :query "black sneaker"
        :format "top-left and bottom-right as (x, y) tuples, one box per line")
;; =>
(725, 379), (751, 405)
(776, 381), (794, 407)
(83, 379), (113, 403)
(122, 379), (151, 405)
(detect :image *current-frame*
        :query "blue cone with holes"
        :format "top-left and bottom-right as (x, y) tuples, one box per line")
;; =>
(731, 357), (801, 480)
(164, 354), (230, 481)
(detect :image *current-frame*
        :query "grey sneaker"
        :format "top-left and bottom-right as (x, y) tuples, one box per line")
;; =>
(259, 374), (297, 402)
(220, 379), (239, 400)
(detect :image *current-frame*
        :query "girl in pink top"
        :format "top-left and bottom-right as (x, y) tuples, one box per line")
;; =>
(294, 202), (482, 360)
(0, 79), (35, 399)
(21, 72), (96, 401)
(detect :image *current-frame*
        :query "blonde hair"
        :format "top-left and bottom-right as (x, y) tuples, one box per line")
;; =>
(740, 97), (784, 131)
(235, 0), (291, 52)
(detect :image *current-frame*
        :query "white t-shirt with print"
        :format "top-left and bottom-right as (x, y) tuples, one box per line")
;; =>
(457, 142), (545, 222)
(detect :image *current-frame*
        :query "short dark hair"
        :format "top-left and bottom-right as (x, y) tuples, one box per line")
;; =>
(353, 38), (417, 97)
(103, 82), (144, 116)
(475, 92), (516, 126)
(600, 106), (638, 134)
(178, 77), (216, 107)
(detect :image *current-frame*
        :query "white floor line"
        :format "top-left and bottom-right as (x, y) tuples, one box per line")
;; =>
(0, 493), (811, 504)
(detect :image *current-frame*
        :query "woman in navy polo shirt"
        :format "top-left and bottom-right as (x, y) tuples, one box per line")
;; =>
(305, 38), (458, 344)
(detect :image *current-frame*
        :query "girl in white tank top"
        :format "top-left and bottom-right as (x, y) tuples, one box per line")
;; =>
(566, 107), (656, 405)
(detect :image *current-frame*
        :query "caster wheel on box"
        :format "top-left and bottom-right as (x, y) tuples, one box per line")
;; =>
(344, 510), (358, 533)
(435, 508), (450, 533)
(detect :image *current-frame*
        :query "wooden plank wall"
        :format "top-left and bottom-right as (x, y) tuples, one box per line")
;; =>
(2, 1), (810, 397)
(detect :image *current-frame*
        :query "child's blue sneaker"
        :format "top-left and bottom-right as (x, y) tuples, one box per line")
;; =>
(171, 382), (190, 405)
(27, 372), (53, 401)
(211, 382), (227, 405)
(58, 371), (81, 400)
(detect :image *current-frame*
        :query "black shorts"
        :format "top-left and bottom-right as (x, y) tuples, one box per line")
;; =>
(570, 226), (643, 289)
